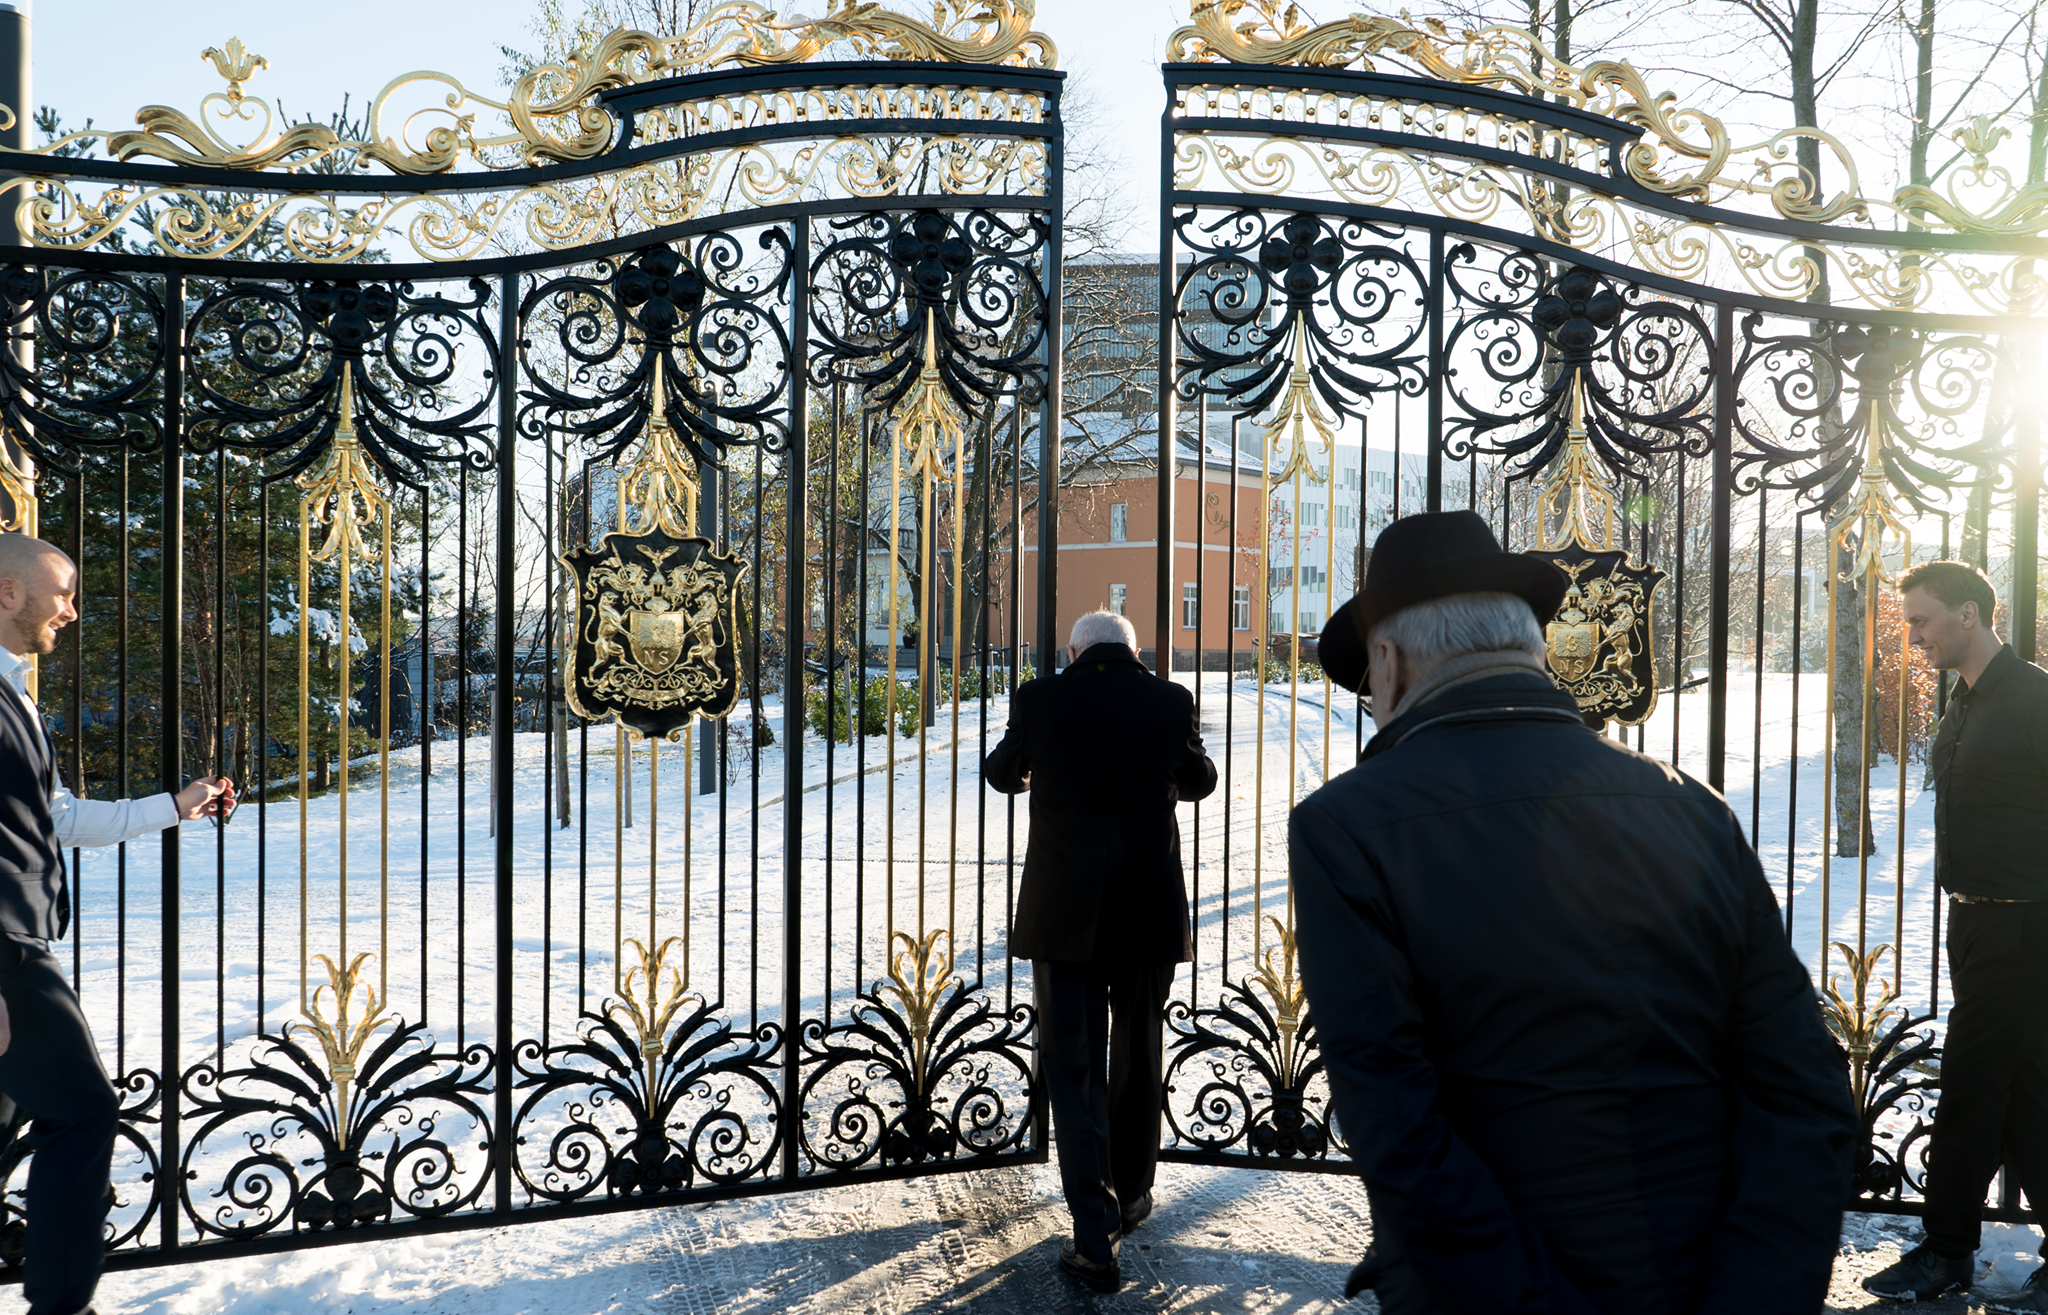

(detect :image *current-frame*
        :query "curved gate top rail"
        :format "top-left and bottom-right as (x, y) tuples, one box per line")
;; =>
(0, 0), (1062, 276)
(1163, 4), (2048, 324)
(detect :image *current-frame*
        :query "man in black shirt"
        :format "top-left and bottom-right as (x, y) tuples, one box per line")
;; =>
(1864, 560), (2048, 1311)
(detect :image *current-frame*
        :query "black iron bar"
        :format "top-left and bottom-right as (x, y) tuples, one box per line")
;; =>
(159, 270), (184, 1253)
(67, 470), (80, 989)
(1708, 301), (1734, 793)
(1786, 508), (1806, 940)
(2015, 330), (2041, 662)
(214, 450), (226, 1064)
(1426, 229), (1444, 513)
(1752, 484), (1768, 846)
(119, 446), (131, 1067)
(494, 272), (519, 1215)
(781, 218), (810, 1183)
(823, 380), (840, 1021)
(457, 465), (469, 1049)
(855, 405), (869, 995)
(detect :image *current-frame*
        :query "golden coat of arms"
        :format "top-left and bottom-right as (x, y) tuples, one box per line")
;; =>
(562, 359), (746, 741)
(1527, 381), (1667, 728)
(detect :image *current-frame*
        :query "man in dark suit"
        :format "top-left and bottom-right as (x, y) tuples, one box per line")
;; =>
(0, 532), (231, 1315)
(984, 609), (1215, 1294)
(1295, 511), (1855, 1315)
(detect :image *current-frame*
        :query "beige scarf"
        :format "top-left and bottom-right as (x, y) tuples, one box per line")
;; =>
(1382, 648), (1550, 726)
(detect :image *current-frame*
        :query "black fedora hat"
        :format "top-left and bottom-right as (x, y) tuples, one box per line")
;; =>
(1318, 510), (1568, 693)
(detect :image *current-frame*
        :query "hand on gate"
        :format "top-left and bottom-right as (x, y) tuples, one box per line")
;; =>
(176, 776), (236, 824)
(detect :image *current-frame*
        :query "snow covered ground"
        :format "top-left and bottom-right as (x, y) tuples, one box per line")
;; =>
(77, 1171), (2041, 1315)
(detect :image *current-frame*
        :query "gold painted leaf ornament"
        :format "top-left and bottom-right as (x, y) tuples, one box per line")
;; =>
(562, 360), (747, 741)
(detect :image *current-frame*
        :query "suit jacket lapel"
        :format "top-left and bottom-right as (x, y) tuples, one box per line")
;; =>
(0, 680), (50, 782)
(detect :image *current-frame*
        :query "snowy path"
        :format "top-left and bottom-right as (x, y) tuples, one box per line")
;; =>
(76, 1166), (2040, 1314)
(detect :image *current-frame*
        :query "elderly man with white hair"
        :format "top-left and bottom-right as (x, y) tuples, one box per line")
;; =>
(1292, 510), (1856, 1315)
(984, 608), (1215, 1294)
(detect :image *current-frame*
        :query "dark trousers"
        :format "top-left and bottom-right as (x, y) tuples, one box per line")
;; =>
(1923, 901), (2048, 1260)
(1034, 959), (1173, 1263)
(0, 938), (118, 1315)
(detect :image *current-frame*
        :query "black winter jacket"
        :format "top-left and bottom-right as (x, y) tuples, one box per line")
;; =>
(983, 643), (1216, 963)
(1289, 672), (1855, 1315)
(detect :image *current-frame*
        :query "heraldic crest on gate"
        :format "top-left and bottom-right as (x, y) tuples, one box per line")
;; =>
(564, 360), (746, 741)
(1530, 375), (1667, 728)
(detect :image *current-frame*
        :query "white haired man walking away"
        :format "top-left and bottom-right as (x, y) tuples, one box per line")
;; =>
(0, 533), (233, 1315)
(1291, 510), (1856, 1314)
(983, 609), (1216, 1294)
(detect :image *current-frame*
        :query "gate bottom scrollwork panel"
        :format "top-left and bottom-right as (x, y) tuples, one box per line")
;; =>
(511, 939), (784, 1205)
(798, 932), (1038, 1175)
(1164, 920), (1343, 1165)
(0, 1067), (162, 1267)
(177, 958), (495, 1241)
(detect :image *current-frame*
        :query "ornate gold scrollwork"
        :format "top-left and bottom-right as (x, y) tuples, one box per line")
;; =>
(1167, 4), (2048, 243)
(81, 4), (1052, 180)
(563, 357), (747, 741)
(1247, 915), (1310, 1090)
(1260, 312), (1337, 487)
(1527, 380), (1665, 728)
(609, 936), (699, 1097)
(877, 929), (961, 1094)
(896, 309), (969, 483)
(1820, 942), (1903, 1102)
(0, 432), (34, 537)
(287, 951), (400, 1133)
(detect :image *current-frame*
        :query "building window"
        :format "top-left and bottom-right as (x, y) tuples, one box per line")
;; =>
(1109, 583), (1127, 616)
(1302, 565), (1326, 594)
(1269, 564), (1293, 589)
(1109, 502), (1128, 542)
(1182, 581), (1199, 629)
(1233, 586), (1251, 631)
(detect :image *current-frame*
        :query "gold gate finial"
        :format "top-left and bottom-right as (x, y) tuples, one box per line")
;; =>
(201, 38), (269, 104)
(298, 362), (391, 564)
(618, 354), (702, 538)
(1535, 375), (1618, 553)
(895, 308), (967, 483)
(1260, 312), (1337, 486)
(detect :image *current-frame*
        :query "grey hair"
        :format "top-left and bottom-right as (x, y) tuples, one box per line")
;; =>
(1373, 591), (1543, 666)
(1070, 609), (1138, 651)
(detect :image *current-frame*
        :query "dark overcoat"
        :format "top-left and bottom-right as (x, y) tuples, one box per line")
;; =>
(1289, 671), (1856, 1315)
(983, 643), (1216, 964)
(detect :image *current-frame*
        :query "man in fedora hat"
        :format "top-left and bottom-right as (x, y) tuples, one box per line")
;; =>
(1290, 510), (1855, 1314)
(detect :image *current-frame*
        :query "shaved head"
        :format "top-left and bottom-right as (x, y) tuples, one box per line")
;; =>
(0, 533), (78, 656)
(0, 532), (67, 586)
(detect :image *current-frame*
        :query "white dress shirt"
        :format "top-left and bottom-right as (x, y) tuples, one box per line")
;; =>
(0, 644), (179, 847)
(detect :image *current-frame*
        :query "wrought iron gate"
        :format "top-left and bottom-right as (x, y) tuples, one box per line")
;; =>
(2, 0), (2042, 1279)
(0, 3), (1060, 1268)
(1148, 8), (2046, 1225)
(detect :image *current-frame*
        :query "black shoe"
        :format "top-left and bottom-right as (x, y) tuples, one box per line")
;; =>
(1861, 1243), (1972, 1300)
(1059, 1241), (1122, 1293)
(1983, 1263), (2048, 1314)
(1119, 1190), (1154, 1234)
